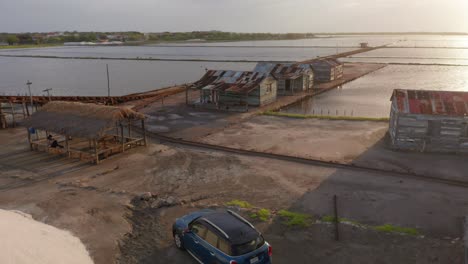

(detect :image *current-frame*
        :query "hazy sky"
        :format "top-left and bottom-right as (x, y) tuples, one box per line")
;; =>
(1, 0), (467, 33)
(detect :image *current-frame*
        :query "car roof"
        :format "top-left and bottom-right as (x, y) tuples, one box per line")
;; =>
(200, 211), (260, 245)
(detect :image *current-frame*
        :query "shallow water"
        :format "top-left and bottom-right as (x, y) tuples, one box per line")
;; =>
(343, 48), (468, 65)
(282, 65), (468, 118)
(0, 57), (255, 96)
(1, 35), (468, 96)
(0, 45), (354, 62)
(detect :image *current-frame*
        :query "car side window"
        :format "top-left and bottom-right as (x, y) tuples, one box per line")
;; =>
(204, 229), (218, 247)
(217, 238), (231, 255)
(191, 222), (207, 238)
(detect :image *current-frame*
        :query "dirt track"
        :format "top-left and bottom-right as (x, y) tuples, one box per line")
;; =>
(1, 123), (467, 263)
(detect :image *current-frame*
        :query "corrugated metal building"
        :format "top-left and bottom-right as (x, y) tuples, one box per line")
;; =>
(389, 89), (468, 153)
(253, 63), (314, 95)
(309, 58), (343, 83)
(190, 70), (277, 110)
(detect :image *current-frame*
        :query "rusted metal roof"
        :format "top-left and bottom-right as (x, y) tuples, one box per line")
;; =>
(191, 70), (271, 94)
(391, 89), (468, 116)
(254, 62), (312, 79)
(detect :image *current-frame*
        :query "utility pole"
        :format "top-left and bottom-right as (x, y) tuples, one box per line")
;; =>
(43, 88), (52, 101)
(106, 64), (111, 104)
(26, 80), (33, 114)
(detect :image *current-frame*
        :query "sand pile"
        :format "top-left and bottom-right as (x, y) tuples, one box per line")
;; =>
(0, 209), (94, 264)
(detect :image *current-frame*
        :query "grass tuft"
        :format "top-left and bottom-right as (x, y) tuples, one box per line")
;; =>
(321, 215), (361, 225)
(278, 210), (312, 227)
(373, 224), (419, 236)
(250, 209), (270, 222)
(263, 111), (389, 122)
(225, 200), (253, 209)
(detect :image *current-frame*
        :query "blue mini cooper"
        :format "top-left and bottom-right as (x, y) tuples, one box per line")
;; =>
(172, 209), (272, 264)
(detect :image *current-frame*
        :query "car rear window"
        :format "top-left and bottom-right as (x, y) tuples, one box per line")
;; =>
(231, 235), (265, 256)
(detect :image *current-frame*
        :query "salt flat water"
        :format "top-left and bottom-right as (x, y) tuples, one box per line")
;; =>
(282, 65), (468, 118)
(0, 57), (255, 96)
(0, 35), (467, 97)
(344, 48), (468, 65)
(0, 45), (354, 62)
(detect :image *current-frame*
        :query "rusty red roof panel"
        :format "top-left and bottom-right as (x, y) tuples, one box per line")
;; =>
(391, 89), (468, 116)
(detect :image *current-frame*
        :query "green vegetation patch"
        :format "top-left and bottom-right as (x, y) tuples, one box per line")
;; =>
(278, 210), (312, 227)
(373, 224), (419, 236)
(0, 44), (61, 50)
(225, 200), (253, 209)
(263, 111), (389, 122)
(251, 208), (271, 222)
(321, 215), (362, 226)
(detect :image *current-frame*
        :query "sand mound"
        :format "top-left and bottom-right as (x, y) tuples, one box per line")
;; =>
(0, 209), (94, 264)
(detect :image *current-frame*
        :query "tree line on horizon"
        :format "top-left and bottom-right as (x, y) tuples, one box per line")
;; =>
(0, 31), (316, 46)
(0, 31), (144, 45)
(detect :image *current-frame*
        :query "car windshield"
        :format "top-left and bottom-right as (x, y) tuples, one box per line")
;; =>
(231, 235), (265, 256)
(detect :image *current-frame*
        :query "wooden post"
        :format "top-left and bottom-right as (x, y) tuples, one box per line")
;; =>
(9, 101), (16, 127)
(94, 139), (99, 164)
(25, 99), (30, 117)
(333, 195), (339, 241)
(142, 119), (147, 146)
(128, 119), (131, 138)
(27, 128), (32, 150)
(66, 135), (70, 158)
(185, 86), (189, 105)
(200, 89), (203, 104)
(0, 104), (5, 129)
(120, 124), (125, 152)
(464, 216), (468, 264)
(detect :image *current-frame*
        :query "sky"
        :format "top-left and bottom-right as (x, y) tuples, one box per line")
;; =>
(0, 0), (467, 33)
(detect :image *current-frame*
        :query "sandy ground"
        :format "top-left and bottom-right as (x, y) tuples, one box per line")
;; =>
(0, 126), (467, 263)
(0, 209), (93, 264)
(200, 115), (468, 181)
(201, 115), (388, 163)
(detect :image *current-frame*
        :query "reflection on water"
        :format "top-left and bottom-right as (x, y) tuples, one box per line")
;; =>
(282, 65), (468, 118)
(0, 45), (354, 62)
(0, 57), (255, 96)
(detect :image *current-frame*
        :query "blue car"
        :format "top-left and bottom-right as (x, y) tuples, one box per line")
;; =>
(172, 209), (272, 264)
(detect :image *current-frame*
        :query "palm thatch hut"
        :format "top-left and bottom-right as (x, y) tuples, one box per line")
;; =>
(22, 101), (147, 164)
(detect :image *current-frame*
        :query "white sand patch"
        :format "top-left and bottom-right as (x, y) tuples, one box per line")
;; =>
(0, 209), (94, 264)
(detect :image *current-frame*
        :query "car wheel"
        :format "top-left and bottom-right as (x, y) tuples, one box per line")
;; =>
(173, 233), (185, 250)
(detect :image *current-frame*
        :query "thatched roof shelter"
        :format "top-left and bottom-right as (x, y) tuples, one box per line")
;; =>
(23, 101), (145, 139)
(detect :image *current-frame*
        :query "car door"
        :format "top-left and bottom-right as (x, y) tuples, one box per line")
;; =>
(185, 221), (208, 263)
(197, 227), (227, 264)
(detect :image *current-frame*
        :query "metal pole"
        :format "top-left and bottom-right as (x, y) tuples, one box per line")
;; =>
(26, 80), (33, 114)
(43, 88), (52, 101)
(333, 195), (339, 241)
(106, 64), (111, 103)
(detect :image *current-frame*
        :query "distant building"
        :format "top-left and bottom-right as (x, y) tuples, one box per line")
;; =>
(309, 58), (343, 83)
(190, 70), (277, 110)
(253, 63), (314, 95)
(389, 89), (468, 153)
(360, 42), (369, 48)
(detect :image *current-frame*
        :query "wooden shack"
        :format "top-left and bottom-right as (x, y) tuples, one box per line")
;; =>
(253, 63), (314, 95)
(389, 89), (468, 153)
(190, 70), (277, 111)
(309, 58), (343, 83)
(22, 101), (147, 164)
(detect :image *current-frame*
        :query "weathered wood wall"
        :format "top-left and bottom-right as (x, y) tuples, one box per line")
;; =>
(389, 100), (468, 153)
